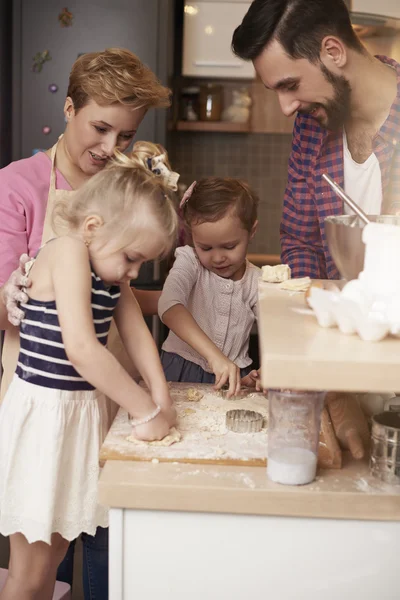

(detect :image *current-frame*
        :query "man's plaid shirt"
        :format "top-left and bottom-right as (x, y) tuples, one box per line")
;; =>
(280, 55), (400, 279)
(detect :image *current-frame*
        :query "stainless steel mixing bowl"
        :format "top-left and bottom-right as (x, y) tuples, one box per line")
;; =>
(325, 215), (400, 281)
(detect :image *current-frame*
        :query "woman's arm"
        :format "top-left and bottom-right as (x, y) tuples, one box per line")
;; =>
(0, 171), (31, 330)
(50, 237), (170, 439)
(0, 289), (12, 331)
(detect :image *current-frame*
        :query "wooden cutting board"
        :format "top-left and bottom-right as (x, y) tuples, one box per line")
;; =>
(100, 383), (342, 468)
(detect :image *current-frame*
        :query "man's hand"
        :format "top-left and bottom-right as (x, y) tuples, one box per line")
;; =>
(2, 254), (32, 326)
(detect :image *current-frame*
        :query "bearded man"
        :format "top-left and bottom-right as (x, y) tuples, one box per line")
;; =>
(232, 0), (400, 278)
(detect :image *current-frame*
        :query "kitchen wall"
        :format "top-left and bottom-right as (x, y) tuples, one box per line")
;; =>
(168, 131), (293, 256)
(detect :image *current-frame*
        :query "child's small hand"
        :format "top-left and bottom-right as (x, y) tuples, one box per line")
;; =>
(209, 353), (241, 398)
(132, 412), (171, 442)
(241, 369), (263, 391)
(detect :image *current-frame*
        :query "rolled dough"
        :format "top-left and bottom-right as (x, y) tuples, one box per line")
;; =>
(127, 427), (182, 446)
(278, 277), (311, 292)
(187, 388), (203, 402)
(261, 264), (291, 283)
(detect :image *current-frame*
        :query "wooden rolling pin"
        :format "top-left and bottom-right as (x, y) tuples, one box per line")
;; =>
(326, 392), (370, 459)
(318, 407), (342, 469)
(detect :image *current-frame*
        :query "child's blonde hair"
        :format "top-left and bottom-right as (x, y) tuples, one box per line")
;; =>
(53, 151), (178, 257)
(131, 141), (173, 171)
(67, 48), (171, 111)
(181, 177), (259, 233)
(129, 141), (179, 191)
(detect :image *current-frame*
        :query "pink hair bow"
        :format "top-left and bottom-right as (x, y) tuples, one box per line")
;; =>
(179, 181), (197, 209)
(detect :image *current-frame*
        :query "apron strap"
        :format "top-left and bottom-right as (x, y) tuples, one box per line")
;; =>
(49, 134), (63, 194)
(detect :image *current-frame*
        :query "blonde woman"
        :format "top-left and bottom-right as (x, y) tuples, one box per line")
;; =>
(0, 48), (171, 600)
(0, 152), (178, 600)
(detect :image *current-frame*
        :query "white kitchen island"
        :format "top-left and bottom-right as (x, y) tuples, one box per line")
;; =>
(99, 281), (400, 599)
(99, 456), (400, 600)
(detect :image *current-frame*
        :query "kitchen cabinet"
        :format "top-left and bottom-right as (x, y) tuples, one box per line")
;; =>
(351, 0), (400, 19)
(100, 458), (400, 600)
(182, 1), (254, 79)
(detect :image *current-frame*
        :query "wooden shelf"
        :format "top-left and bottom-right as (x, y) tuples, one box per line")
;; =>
(258, 281), (400, 393)
(175, 120), (250, 133)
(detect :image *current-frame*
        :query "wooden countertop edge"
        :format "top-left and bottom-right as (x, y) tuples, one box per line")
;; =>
(98, 461), (400, 521)
(98, 483), (400, 521)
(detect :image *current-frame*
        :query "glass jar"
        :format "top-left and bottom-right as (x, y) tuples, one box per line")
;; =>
(199, 83), (223, 121)
(180, 86), (200, 121)
(267, 389), (326, 485)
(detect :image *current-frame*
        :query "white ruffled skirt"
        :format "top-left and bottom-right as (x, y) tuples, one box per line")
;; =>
(0, 375), (109, 544)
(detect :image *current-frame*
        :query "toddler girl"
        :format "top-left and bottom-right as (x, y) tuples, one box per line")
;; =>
(159, 177), (261, 398)
(0, 151), (178, 600)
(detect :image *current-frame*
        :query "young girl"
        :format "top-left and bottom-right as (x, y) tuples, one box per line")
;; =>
(159, 177), (261, 398)
(0, 152), (178, 600)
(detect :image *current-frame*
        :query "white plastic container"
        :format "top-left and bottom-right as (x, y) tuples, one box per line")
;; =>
(360, 222), (400, 298)
(267, 390), (325, 486)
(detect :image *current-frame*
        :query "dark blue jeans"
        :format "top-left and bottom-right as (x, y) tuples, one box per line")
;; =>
(57, 526), (108, 600)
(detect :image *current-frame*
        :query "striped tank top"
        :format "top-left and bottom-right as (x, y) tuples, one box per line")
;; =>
(16, 270), (121, 391)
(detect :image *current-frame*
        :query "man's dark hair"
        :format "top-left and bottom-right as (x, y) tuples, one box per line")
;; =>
(232, 0), (364, 63)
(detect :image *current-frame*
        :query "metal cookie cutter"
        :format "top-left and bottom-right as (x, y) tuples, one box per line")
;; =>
(226, 409), (264, 433)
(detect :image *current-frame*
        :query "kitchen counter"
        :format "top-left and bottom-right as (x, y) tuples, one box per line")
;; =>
(258, 280), (400, 392)
(99, 282), (400, 600)
(100, 419), (400, 600)
(99, 454), (400, 600)
(99, 455), (400, 521)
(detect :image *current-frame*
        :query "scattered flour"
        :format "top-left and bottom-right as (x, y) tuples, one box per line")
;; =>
(102, 382), (269, 465)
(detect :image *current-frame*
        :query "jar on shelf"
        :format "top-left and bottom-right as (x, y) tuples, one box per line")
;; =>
(199, 83), (223, 121)
(180, 86), (200, 121)
(267, 389), (326, 486)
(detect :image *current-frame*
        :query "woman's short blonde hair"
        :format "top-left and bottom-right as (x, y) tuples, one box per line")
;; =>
(53, 151), (178, 257)
(67, 47), (171, 111)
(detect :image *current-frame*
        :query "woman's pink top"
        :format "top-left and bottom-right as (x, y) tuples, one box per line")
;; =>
(0, 152), (71, 286)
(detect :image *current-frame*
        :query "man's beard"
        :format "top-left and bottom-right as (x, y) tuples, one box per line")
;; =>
(299, 63), (352, 131)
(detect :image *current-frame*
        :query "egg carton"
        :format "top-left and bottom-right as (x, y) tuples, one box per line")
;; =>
(308, 281), (400, 343)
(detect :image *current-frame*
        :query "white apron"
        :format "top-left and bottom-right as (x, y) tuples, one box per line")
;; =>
(1, 138), (137, 423)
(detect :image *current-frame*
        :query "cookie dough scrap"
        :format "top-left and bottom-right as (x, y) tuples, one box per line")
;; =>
(127, 427), (182, 446)
(261, 264), (291, 283)
(186, 388), (203, 402)
(278, 277), (311, 292)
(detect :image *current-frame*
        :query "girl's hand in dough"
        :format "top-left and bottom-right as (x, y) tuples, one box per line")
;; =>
(133, 412), (171, 442)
